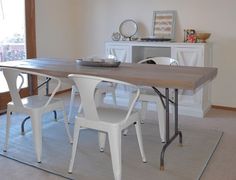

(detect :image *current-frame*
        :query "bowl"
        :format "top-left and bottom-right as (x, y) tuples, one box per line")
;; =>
(196, 33), (211, 43)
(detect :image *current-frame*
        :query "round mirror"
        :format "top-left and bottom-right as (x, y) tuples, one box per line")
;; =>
(119, 19), (138, 40)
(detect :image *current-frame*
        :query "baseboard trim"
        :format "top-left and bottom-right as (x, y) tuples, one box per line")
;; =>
(55, 88), (71, 95)
(0, 110), (6, 115)
(212, 105), (236, 111)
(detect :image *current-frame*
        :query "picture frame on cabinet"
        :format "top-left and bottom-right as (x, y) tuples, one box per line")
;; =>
(152, 10), (176, 41)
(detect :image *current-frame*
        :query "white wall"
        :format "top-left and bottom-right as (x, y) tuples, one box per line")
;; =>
(35, 0), (236, 108)
(35, 0), (78, 92)
(35, 0), (78, 59)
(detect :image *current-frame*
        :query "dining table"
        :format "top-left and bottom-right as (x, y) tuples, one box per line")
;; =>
(0, 58), (217, 170)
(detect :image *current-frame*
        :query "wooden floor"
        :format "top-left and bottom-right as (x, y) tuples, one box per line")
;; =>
(0, 92), (236, 180)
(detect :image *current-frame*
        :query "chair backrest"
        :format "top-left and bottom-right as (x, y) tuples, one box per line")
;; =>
(138, 57), (179, 66)
(2, 67), (61, 108)
(68, 74), (140, 123)
(3, 68), (24, 107)
(17, 74), (24, 92)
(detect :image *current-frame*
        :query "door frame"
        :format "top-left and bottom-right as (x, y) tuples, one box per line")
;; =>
(0, 0), (36, 113)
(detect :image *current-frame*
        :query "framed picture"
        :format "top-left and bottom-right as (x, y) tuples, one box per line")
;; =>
(152, 10), (176, 41)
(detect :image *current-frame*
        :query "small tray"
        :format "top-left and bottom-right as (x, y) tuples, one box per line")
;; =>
(76, 59), (121, 67)
(140, 38), (171, 42)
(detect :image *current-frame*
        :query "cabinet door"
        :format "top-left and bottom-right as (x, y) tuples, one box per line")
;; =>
(172, 47), (203, 67)
(172, 47), (204, 105)
(106, 45), (131, 63)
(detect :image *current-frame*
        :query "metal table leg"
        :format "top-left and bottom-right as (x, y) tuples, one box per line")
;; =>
(159, 88), (183, 170)
(21, 116), (30, 135)
(45, 77), (57, 121)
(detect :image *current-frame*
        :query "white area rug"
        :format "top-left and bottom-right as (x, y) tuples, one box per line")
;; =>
(0, 112), (222, 180)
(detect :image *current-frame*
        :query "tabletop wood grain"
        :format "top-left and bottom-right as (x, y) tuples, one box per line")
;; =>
(0, 58), (217, 90)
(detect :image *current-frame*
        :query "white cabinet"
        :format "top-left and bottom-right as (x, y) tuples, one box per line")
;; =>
(105, 41), (212, 118)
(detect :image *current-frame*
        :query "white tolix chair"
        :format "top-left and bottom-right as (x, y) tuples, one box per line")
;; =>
(68, 74), (147, 180)
(124, 57), (179, 143)
(2, 68), (72, 163)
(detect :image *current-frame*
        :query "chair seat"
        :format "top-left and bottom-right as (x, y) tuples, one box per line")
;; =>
(97, 81), (114, 90)
(98, 108), (128, 123)
(78, 107), (138, 128)
(8, 95), (61, 109)
(140, 87), (155, 95)
(138, 87), (162, 102)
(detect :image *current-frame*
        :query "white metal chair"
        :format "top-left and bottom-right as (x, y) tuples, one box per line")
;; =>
(124, 57), (179, 143)
(68, 54), (117, 120)
(2, 68), (72, 163)
(68, 74), (146, 180)
(68, 82), (117, 122)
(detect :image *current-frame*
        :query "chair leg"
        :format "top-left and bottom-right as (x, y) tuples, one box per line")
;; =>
(30, 113), (42, 163)
(140, 101), (148, 124)
(78, 104), (82, 114)
(122, 128), (129, 136)
(63, 106), (73, 144)
(122, 93), (136, 136)
(156, 99), (166, 143)
(108, 128), (122, 180)
(134, 121), (147, 162)
(3, 109), (11, 152)
(68, 85), (77, 123)
(111, 89), (117, 105)
(98, 131), (106, 152)
(68, 119), (81, 173)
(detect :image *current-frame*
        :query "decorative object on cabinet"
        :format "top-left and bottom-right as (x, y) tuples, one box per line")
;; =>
(112, 32), (121, 41)
(196, 32), (211, 43)
(184, 29), (197, 43)
(119, 19), (138, 41)
(152, 10), (176, 41)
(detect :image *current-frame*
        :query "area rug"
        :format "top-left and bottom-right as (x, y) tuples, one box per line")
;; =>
(0, 112), (223, 180)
